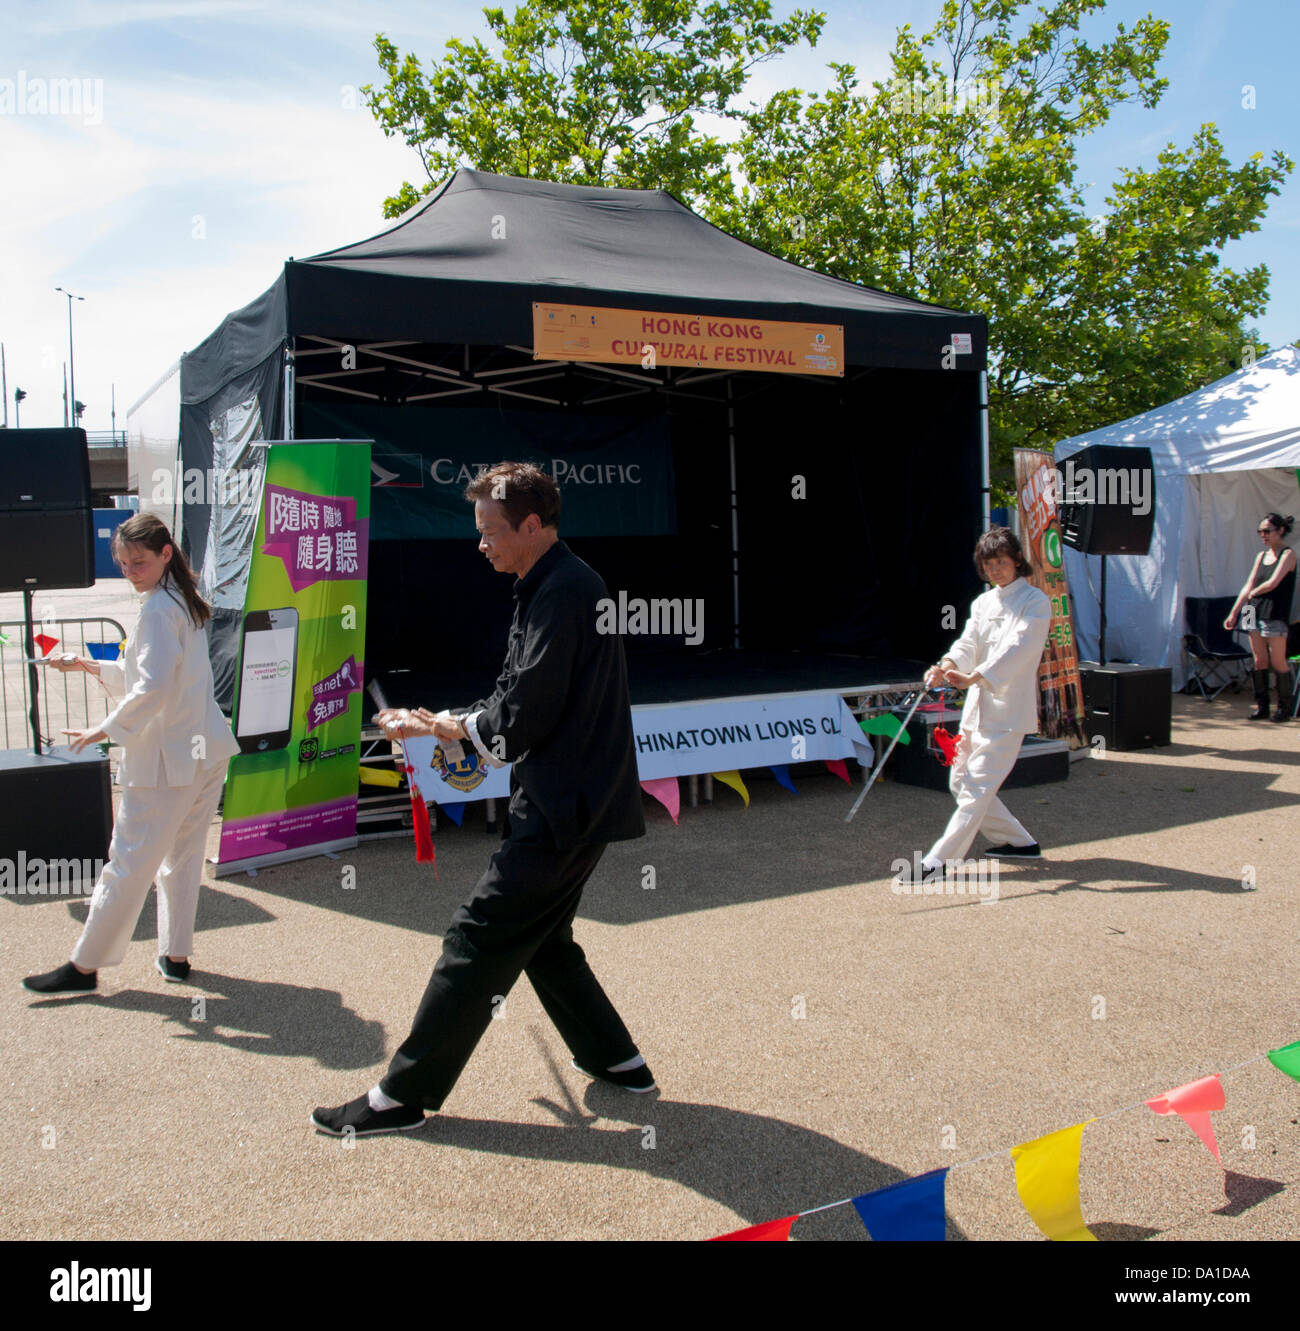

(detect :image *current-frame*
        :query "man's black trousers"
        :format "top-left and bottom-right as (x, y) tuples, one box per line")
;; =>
(379, 837), (639, 1110)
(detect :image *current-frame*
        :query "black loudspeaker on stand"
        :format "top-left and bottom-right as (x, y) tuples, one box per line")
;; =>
(1058, 443), (1155, 665)
(0, 428), (95, 757)
(0, 429), (111, 867)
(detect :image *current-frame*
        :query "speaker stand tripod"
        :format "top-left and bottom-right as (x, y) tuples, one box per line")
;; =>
(22, 588), (46, 757)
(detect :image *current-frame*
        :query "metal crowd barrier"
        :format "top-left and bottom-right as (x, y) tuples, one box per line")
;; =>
(0, 618), (128, 751)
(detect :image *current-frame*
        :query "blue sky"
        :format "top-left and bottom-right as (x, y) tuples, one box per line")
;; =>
(1, 0), (1296, 439)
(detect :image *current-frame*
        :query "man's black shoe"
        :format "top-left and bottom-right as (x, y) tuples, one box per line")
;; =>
(310, 1095), (425, 1137)
(571, 1058), (657, 1093)
(22, 962), (97, 995)
(983, 842), (1042, 859)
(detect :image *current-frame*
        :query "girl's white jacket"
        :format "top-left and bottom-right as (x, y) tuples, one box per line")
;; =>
(97, 582), (240, 787)
(944, 576), (1053, 735)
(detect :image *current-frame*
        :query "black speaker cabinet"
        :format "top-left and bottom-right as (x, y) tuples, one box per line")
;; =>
(0, 749), (112, 888)
(1058, 443), (1156, 556)
(0, 428), (94, 591)
(889, 706), (1069, 790)
(1079, 662), (1172, 750)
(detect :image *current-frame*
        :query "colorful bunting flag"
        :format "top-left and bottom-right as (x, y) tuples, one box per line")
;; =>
(33, 633), (58, 656)
(768, 765), (798, 795)
(440, 801), (465, 827)
(1010, 1121), (1096, 1241)
(1267, 1039), (1300, 1083)
(824, 758), (850, 784)
(710, 1215), (799, 1242)
(86, 641), (122, 661)
(851, 1169), (948, 1241)
(704, 1038), (1300, 1244)
(712, 770), (749, 807)
(640, 776), (680, 824)
(1145, 1074), (1224, 1163)
(860, 713), (911, 745)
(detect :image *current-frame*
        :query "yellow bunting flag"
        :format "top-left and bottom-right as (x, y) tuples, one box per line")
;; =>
(1009, 1121), (1097, 1241)
(712, 771), (749, 808)
(358, 767), (401, 788)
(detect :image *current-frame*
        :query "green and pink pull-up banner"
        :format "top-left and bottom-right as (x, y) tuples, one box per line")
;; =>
(217, 440), (371, 874)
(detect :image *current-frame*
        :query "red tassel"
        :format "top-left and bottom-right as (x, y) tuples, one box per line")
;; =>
(933, 727), (959, 767)
(404, 763), (437, 876)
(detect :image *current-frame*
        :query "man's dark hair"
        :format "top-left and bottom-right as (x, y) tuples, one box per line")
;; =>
(465, 461), (561, 530)
(973, 526), (1032, 580)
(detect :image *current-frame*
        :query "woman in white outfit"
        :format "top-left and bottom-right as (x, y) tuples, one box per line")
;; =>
(912, 527), (1052, 883)
(22, 514), (239, 994)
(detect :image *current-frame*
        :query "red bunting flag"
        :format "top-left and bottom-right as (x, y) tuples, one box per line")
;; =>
(34, 633), (59, 657)
(709, 1214), (799, 1242)
(824, 758), (850, 783)
(1146, 1074), (1224, 1163)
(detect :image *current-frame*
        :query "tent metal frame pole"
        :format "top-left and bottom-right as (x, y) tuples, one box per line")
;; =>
(283, 341), (296, 439)
(980, 369), (991, 530)
(728, 376), (739, 649)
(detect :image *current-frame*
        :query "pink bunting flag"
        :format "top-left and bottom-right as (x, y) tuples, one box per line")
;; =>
(709, 1214), (798, 1241)
(824, 758), (850, 784)
(640, 776), (680, 824)
(1146, 1073), (1225, 1163)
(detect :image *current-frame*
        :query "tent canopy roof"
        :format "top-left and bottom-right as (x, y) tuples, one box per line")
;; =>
(182, 168), (986, 401)
(1055, 345), (1300, 475)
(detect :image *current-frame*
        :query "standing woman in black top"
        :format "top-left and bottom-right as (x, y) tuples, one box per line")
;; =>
(1225, 513), (1296, 722)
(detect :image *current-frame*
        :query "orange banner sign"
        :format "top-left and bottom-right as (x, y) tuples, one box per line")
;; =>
(532, 303), (843, 377)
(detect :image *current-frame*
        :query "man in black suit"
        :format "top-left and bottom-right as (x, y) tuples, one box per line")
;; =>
(313, 461), (652, 1137)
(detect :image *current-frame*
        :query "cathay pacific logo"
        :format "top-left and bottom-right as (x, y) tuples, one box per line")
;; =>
(50, 1262), (151, 1311)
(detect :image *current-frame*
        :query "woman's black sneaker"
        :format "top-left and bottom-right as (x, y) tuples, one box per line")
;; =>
(156, 956), (191, 982)
(22, 962), (97, 994)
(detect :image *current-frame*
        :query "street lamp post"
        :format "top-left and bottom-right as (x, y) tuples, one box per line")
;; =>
(54, 287), (84, 432)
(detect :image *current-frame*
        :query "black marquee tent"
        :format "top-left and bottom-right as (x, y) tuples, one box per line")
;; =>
(175, 168), (990, 712)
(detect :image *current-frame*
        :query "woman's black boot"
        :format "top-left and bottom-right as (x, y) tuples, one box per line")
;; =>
(1249, 669), (1271, 719)
(1272, 670), (1293, 722)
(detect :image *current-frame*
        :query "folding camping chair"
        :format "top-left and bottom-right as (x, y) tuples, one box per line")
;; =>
(1182, 596), (1252, 701)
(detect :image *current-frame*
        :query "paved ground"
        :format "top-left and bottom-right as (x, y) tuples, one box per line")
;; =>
(1, 581), (1298, 1246)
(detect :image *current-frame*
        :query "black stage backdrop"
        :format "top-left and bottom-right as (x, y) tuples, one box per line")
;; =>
(295, 367), (981, 689)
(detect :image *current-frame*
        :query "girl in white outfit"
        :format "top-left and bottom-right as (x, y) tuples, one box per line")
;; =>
(22, 514), (239, 994)
(915, 527), (1052, 881)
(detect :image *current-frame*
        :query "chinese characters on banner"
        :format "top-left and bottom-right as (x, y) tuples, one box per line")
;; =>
(261, 485), (367, 591)
(1014, 448), (1088, 747)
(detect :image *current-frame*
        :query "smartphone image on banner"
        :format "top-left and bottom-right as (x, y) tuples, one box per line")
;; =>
(235, 608), (299, 753)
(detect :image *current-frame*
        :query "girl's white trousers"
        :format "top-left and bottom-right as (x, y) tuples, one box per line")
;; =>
(72, 762), (228, 969)
(925, 728), (1034, 866)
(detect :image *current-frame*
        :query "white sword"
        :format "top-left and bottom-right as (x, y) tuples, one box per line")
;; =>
(844, 688), (936, 823)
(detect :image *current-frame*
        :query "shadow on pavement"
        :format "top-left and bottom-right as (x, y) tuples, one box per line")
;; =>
(23, 972), (385, 1070)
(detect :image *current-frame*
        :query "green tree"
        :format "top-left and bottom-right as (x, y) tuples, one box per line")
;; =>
(713, 0), (1292, 486)
(363, 0), (824, 216)
(366, 0), (1292, 490)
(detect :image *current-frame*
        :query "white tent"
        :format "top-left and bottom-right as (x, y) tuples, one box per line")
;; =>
(1053, 346), (1300, 689)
